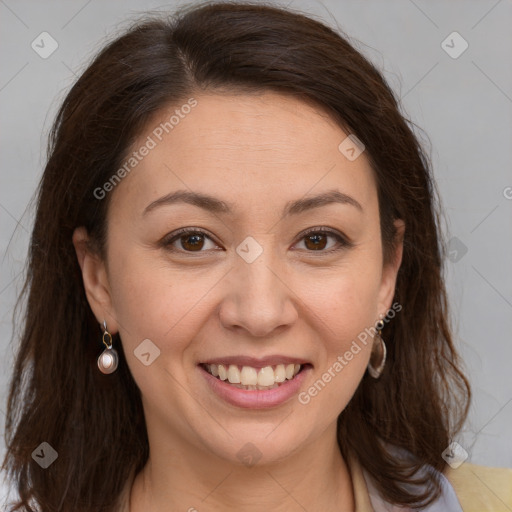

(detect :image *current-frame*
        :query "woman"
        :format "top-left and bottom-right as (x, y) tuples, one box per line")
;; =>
(2, 2), (511, 511)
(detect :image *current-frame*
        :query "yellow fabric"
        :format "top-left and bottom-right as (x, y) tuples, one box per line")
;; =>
(116, 457), (512, 511)
(444, 462), (512, 512)
(341, 455), (512, 511)
(347, 453), (374, 511)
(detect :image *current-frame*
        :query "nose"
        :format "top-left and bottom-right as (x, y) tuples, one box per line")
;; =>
(218, 237), (298, 338)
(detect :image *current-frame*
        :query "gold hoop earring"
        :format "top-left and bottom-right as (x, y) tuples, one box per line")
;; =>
(97, 320), (119, 374)
(368, 318), (386, 379)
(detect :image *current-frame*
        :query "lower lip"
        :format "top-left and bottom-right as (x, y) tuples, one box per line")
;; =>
(198, 364), (312, 409)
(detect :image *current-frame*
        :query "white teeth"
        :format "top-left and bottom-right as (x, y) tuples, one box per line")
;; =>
(218, 364), (228, 381)
(240, 366), (258, 385)
(205, 362), (303, 387)
(274, 364), (286, 382)
(227, 364), (241, 384)
(257, 366), (275, 386)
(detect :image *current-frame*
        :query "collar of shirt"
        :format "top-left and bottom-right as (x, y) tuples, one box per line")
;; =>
(117, 453), (512, 512)
(347, 452), (464, 512)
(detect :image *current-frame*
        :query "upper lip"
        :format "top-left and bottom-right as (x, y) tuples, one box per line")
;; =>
(200, 355), (311, 369)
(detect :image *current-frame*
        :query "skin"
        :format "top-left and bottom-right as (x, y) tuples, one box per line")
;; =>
(73, 91), (404, 511)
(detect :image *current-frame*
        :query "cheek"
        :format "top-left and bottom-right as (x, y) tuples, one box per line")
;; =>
(307, 257), (382, 338)
(300, 294), (375, 417)
(107, 248), (218, 364)
(302, 257), (381, 399)
(107, 254), (203, 410)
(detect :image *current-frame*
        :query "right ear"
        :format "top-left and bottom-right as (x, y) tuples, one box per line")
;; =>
(72, 227), (119, 334)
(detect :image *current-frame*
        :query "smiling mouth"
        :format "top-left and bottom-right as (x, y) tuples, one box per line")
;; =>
(200, 362), (311, 390)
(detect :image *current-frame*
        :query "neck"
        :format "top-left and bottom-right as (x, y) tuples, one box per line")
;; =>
(130, 423), (354, 512)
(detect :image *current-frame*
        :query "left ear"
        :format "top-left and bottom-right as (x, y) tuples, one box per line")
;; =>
(376, 219), (405, 316)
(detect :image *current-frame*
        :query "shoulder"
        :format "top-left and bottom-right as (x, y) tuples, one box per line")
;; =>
(356, 444), (512, 512)
(443, 462), (512, 512)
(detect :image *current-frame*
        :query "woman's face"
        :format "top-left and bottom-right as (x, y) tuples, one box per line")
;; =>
(76, 91), (403, 467)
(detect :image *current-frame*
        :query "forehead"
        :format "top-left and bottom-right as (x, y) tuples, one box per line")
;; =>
(110, 91), (377, 219)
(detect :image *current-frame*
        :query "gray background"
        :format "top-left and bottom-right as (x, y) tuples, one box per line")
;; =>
(1, 0), (511, 500)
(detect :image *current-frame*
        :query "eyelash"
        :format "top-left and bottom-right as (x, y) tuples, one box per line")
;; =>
(161, 226), (352, 255)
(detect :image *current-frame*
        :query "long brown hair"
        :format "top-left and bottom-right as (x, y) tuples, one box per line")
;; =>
(2, 2), (471, 510)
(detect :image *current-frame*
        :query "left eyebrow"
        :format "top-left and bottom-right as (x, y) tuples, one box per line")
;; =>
(284, 189), (363, 215)
(142, 188), (363, 217)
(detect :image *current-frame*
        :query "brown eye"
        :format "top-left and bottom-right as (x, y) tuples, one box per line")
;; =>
(295, 228), (351, 253)
(304, 233), (329, 251)
(163, 229), (218, 253)
(179, 233), (206, 251)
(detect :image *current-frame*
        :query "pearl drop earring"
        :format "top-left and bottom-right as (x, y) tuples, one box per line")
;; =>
(97, 320), (119, 374)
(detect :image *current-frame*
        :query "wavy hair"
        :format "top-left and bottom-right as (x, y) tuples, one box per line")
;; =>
(2, 2), (471, 510)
